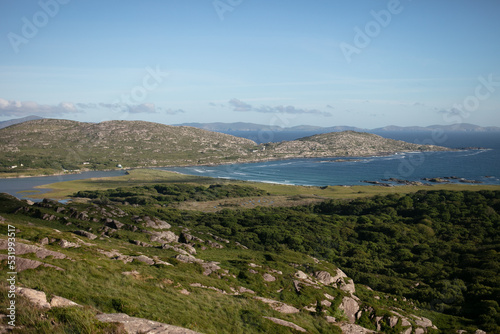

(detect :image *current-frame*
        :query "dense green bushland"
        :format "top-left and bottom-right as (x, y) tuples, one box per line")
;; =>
(2, 188), (499, 332)
(164, 190), (499, 332)
(73, 184), (268, 205)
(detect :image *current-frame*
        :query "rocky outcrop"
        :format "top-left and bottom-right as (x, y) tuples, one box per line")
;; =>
(142, 216), (171, 230)
(0, 254), (64, 272)
(254, 297), (300, 314)
(340, 323), (376, 334)
(201, 262), (221, 276)
(16, 287), (79, 309)
(0, 239), (67, 259)
(59, 239), (80, 248)
(96, 313), (203, 334)
(73, 230), (98, 240)
(339, 296), (360, 324)
(263, 317), (306, 332)
(148, 231), (178, 243)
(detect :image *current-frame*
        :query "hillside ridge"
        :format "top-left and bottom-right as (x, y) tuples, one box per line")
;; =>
(0, 119), (450, 176)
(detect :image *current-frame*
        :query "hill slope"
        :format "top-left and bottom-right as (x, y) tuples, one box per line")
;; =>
(0, 120), (450, 175)
(262, 131), (450, 159)
(0, 119), (258, 172)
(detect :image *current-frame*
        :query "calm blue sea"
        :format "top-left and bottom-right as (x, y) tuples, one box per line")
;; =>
(161, 132), (500, 187)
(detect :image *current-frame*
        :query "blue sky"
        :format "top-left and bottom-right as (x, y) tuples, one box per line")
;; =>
(0, 0), (499, 128)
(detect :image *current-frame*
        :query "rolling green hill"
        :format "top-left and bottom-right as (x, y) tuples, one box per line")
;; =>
(0, 119), (258, 174)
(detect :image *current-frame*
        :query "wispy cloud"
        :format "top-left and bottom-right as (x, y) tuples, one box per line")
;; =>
(437, 107), (461, 116)
(228, 98), (253, 112)
(0, 98), (80, 117)
(0, 98), (185, 118)
(101, 102), (186, 115)
(228, 98), (332, 117)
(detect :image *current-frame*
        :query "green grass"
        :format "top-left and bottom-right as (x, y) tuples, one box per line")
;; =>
(0, 217), (340, 334)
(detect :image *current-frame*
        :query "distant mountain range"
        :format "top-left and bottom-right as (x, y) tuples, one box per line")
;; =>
(178, 122), (500, 133)
(1, 117), (498, 132)
(0, 115), (43, 129)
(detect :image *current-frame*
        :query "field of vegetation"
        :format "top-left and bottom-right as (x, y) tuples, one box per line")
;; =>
(1, 171), (499, 333)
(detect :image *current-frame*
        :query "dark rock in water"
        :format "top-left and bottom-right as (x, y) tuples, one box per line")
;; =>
(459, 179), (482, 184)
(422, 178), (449, 183)
(362, 180), (392, 187)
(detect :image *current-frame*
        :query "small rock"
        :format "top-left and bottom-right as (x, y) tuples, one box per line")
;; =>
(238, 287), (255, 294)
(320, 300), (332, 307)
(133, 255), (155, 265)
(59, 239), (80, 248)
(262, 273), (276, 282)
(325, 316), (336, 323)
(179, 289), (190, 295)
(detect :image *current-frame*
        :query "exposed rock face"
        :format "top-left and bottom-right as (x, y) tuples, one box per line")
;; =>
(339, 296), (360, 324)
(175, 254), (203, 264)
(96, 313), (203, 334)
(149, 231), (178, 243)
(254, 297), (300, 314)
(263, 317), (306, 332)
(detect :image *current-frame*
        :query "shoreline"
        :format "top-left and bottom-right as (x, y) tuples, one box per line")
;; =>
(0, 146), (466, 180)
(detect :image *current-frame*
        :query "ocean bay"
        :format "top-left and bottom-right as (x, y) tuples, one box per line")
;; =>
(162, 131), (500, 187)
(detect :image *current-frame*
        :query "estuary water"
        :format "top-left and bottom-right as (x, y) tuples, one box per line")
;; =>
(0, 170), (127, 200)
